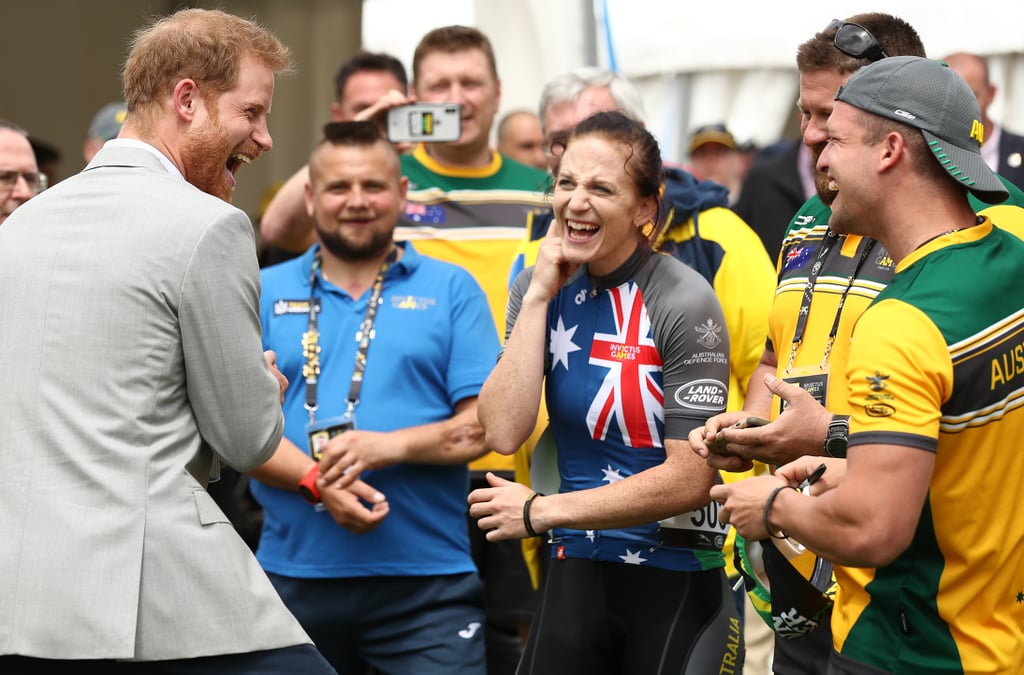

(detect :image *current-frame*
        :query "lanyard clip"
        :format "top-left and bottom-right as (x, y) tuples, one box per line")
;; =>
(786, 341), (800, 374)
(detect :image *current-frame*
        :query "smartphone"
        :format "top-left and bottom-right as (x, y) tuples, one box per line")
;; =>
(386, 103), (461, 143)
(709, 416), (769, 456)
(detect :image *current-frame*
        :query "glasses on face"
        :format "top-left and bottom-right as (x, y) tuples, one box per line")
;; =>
(543, 131), (569, 159)
(0, 170), (47, 194)
(825, 19), (889, 62)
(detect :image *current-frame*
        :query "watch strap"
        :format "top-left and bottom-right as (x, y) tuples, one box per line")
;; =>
(298, 464), (321, 504)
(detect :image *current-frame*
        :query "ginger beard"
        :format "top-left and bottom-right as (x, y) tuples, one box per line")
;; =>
(180, 105), (257, 203)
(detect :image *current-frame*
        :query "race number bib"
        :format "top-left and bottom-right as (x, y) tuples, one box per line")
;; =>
(659, 502), (730, 551)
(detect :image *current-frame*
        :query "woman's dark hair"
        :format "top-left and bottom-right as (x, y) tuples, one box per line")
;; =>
(556, 110), (666, 243)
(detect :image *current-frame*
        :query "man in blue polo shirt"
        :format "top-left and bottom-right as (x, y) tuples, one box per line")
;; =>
(250, 120), (500, 674)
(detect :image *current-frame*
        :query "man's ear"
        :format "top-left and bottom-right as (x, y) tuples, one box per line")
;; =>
(173, 79), (200, 121)
(878, 131), (906, 173)
(399, 175), (409, 202)
(304, 169), (316, 219)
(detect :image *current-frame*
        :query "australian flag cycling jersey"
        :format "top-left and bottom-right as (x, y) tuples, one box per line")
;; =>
(510, 247), (731, 572)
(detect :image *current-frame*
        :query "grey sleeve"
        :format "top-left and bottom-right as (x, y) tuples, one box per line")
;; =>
(179, 209), (285, 472)
(639, 255), (730, 440)
(505, 266), (535, 343)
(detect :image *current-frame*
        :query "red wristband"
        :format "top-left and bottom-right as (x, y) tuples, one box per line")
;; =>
(298, 464), (321, 504)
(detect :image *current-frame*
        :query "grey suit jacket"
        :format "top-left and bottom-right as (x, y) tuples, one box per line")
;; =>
(0, 146), (309, 660)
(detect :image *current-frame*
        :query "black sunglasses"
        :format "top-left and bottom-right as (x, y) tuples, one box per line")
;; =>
(825, 19), (889, 62)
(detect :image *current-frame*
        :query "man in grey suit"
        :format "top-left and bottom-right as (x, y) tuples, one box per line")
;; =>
(0, 8), (333, 674)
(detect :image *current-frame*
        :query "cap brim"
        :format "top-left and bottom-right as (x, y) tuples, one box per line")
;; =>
(688, 132), (737, 155)
(922, 129), (1009, 204)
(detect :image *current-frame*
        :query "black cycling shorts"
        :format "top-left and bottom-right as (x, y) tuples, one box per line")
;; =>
(517, 557), (743, 674)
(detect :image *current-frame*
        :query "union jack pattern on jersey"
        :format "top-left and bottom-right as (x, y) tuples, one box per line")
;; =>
(533, 251), (729, 572)
(586, 282), (664, 448)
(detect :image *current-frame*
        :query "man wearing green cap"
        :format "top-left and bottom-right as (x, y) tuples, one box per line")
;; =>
(689, 14), (1024, 673)
(710, 55), (1024, 674)
(82, 101), (127, 163)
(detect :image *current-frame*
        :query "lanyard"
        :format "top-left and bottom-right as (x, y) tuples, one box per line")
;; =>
(303, 247), (398, 426)
(786, 231), (876, 372)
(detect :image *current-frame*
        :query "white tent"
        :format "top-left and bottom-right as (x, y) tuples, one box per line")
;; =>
(364, 0), (1024, 163)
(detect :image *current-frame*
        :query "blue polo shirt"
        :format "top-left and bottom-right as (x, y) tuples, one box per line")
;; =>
(253, 242), (500, 578)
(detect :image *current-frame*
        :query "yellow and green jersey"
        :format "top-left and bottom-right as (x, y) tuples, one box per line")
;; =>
(762, 187), (1024, 670)
(835, 221), (1024, 673)
(397, 144), (550, 339)
(396, 144), (549, 472)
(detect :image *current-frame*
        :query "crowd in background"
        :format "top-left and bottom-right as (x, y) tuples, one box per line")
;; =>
(3, 7), (1024, 675)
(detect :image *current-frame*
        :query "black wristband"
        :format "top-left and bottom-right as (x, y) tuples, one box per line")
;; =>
(763, 485), (796, 539)
(523, 492), (542, 538)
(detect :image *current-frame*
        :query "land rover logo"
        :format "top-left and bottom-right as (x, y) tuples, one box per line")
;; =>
(674, 378), (728, 412)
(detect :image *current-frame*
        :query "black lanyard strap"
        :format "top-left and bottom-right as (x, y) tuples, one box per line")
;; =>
(786, 231), (875, 372)
(303, 247), (397, 426)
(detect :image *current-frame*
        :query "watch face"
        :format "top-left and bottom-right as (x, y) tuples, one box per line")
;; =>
(298, 483), (319, 504)
(825, 417), (849, 458)
(825, 434), (848, 458)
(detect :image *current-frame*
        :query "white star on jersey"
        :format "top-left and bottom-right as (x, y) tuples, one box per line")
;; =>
(585, 530), (596, 542)
(601, 465), (623, 483)
(549, 316), (581, 371)
(620, 549), (647, 565)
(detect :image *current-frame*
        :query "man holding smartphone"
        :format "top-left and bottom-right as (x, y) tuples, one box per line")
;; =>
(396, 27), (550, 674)
(260, 50), (409, 258)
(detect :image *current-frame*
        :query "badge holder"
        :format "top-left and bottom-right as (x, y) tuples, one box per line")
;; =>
(307, 412), (356, 462)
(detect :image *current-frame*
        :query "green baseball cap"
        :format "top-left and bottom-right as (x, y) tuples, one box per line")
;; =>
(88, 102), (127, 142)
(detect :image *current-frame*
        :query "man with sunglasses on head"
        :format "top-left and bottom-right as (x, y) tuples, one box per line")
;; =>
(688, 13), (1024, 674)
(0, 119), (44, 226)
(712, 54), (1024, 675)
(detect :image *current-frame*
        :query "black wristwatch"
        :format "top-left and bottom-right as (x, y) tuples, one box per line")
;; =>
(824, 415), (850, 458)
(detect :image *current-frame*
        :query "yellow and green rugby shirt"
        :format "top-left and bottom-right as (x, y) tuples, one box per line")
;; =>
(396, 144), (550, 341)
(836, 220), (1024, 673)
(761, 186), (1024, 642)
(395, 145), (550, 473)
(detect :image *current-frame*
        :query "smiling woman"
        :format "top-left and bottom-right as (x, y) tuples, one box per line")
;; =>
(469, 110), (743, 673)
(550, 111), (664, 277)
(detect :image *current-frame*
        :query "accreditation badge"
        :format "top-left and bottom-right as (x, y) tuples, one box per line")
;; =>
(306, 412), (355, 461)
(780, 365), (829, 416)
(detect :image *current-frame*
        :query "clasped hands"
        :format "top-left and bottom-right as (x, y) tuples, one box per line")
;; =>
(314, 429), (400, 534)
(692, 374), (844, 539)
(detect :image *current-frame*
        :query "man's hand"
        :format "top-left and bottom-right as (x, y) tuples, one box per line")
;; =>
(320, 478), (389, 534)
(775, 456), (846, 496)
(709, 474), (788, 540)
(467, 472), (538, 541)
(352, 89), (415, 153)
(318, 429), (401, 489)
(264, 350), (288, 403)
(688, 411), (754, 472)
(703, 375), (833, 466)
